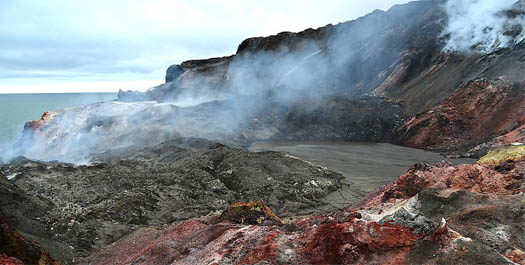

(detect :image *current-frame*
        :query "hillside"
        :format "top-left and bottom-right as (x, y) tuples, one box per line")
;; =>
(1, 0), (524, 264)
(117, 0), (524, 157)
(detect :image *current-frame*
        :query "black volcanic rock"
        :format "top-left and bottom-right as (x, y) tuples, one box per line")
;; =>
(268, 96), (405, 142)
(179, 56), (234, 70)
(236, 27), (332, 54)
(15, 0), (525, 162)
(117, 0), (451, 105)
(165, 64), (185, 83)
(148, 56), (234, 102)
(0, 139), (344, 264)
(3, 1), (525, 264)
(122, 0), (522, 120)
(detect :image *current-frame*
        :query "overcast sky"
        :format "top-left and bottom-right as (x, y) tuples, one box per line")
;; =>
(0, 0), (411, 93)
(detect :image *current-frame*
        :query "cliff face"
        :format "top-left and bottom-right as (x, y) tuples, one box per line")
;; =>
(122, 0), (524, 112)
(117, 0), (524, 158)
(120, 0), (449, 106)
(6, 0), (522, 163)
(2, 1), (525, 263)
(389, 42), (525, 115)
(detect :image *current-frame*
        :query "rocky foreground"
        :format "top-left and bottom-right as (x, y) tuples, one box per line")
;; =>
(2, 144), (522, 265)
(0, 139), (345, 264)
(1, 0), (524, 264)
(70, 145), (525, 265)
(3, 141), (524, 265)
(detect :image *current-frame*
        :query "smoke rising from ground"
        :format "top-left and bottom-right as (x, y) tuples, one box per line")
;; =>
(0, 32), (366, 164)
(442, 0), (525, 53)
(0, 41), (341, 164)
(4, 0), (522, 164)
(0, 1), (426, 164)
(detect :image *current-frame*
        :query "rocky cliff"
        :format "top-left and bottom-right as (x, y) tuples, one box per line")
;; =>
(1, 0), (525, 264)
(0, 0), (520, 164)
(120, 0), (450, 105)
(396, 79), (525, 157)
(117, 0), (524, 158)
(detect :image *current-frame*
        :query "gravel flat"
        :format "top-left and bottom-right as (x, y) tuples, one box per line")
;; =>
(250, 142), (475, 210)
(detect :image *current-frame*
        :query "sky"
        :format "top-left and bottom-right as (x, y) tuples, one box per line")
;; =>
(0, 0), (411, 94)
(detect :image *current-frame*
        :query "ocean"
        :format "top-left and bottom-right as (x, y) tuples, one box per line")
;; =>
(0, 93), (117, 148)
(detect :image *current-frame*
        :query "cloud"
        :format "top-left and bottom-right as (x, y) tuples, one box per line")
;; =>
(0, 0), (410, 93)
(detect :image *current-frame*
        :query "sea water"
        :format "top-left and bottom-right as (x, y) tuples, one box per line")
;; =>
(0, 93), (117, 147)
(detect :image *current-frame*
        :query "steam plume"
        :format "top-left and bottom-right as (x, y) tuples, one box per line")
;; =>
(5, 0), (523, 164)
(442, 0), (525, 53)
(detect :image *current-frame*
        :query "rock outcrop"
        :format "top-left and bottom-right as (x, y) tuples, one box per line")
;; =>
(116, 0), (524, 158)
(218, 201), (282, 225)
(271, 96), (404, 142)
(119, 56), (234, 103)
(1, 0), (524, 264)
(396, 79), (525, 157)
(0, 218), (61, 265)
(0, 254), (24, 265)
(1, 139), (344, 263)
(119, 0), (450, 105)
(478, 144), (525, 165)
(76, 146), (525, 265)
(6, 0), (523, 163)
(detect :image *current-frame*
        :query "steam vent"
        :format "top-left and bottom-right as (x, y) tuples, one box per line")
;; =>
(1, 0), (524, 264)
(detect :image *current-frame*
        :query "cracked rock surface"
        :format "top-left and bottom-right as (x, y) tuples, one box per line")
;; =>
(0, 139), (343, 264)
(77, 150), (525, 265)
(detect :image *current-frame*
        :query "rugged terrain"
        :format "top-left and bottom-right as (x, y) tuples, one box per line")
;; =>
(1, 139), (344, 263)
(76, 145), (525, 265)
(396, 79), (525, 157)
(117, 0), (525, 158)
(0, 0), (524, 264)
(5, 95), (405, 163)
(2, 0), (522, 163)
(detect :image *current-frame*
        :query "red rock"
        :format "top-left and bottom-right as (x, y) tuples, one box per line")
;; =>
(0, 253), (24, 265)
(489, 121), (525, 149)
(397, 79), (525, 152)
(0, 218), (61, 265)
(76, 158), (525, 265)
(301, 220), (416, 265)
(239, 231), (280, 264)
(505, 249), (525, 265)
(23, 111), (57, 133)
(78, 215), (423, 265)
(352, 158), (525, 210)
(431, 218), (447, 242)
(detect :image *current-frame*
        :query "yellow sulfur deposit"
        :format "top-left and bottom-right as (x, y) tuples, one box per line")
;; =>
(478, 145), (525, 165)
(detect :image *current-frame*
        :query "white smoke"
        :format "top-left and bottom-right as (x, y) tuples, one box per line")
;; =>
(7, 0), (511, 164)
(442, 0), (525, 53)
(0, 2), (417, 164)
(0, 100), (245, 164)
